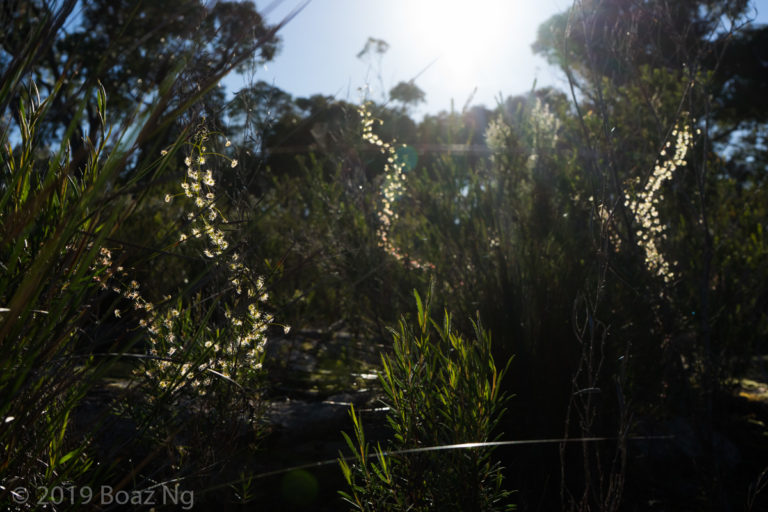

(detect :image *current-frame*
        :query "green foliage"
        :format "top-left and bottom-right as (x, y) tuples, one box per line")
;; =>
(384, 93), (586, 414)
(2, 0), (767, 508)
(0, 2), (281, 507)
(0, 0), (279, 143)
(0, 73), (143, 499)
(339, 288), (514, 511)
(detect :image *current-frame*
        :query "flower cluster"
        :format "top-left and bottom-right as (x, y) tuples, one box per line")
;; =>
(485, 98), (559, 168)
(358, 103), (433, 271)
(176, 155), (228, 255)
(625, 122), (694, 282)
(84, 244), (154, 322)
(123, 131), (280, 395)
(529, 97), (560, 155)
(141, 285), (271, 395)
(485, 115), (513, 159)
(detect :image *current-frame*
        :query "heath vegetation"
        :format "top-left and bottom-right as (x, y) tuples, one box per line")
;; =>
(1, 0), (767, 510)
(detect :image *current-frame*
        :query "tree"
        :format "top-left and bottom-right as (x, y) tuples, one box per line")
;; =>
(0, 0), (280, 155)
(389, 80), (426, 110)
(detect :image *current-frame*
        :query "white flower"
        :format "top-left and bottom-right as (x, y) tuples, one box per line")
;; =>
(626, 122), (692, 282)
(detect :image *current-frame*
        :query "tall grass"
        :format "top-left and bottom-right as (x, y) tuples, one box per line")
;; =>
(0, 3), (278, 508)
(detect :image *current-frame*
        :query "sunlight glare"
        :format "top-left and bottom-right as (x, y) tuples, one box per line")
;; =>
(405, 0), (517, 90)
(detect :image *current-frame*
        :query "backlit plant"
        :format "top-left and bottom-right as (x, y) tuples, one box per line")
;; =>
(624, 121), (695, 282)
(339, 288), (514, 511)
(358, 102), (432, 270)
(132, 129), (276, 398)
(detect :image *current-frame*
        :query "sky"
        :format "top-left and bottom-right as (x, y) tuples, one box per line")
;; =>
(225, 0), (768, 119)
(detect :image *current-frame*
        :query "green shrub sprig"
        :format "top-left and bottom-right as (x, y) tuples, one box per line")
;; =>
(339, 287), (515, 511)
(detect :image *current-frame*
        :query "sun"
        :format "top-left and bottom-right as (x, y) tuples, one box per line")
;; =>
(404, 0), (517, 89)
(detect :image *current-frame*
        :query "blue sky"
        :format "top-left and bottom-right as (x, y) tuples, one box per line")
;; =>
(225, 0), (768, 119)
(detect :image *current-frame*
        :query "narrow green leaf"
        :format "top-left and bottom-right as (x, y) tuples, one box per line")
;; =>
(58, 448), (79, 465)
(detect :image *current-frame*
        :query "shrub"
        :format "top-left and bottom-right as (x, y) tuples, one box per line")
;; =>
(339, 287), (515, 511)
